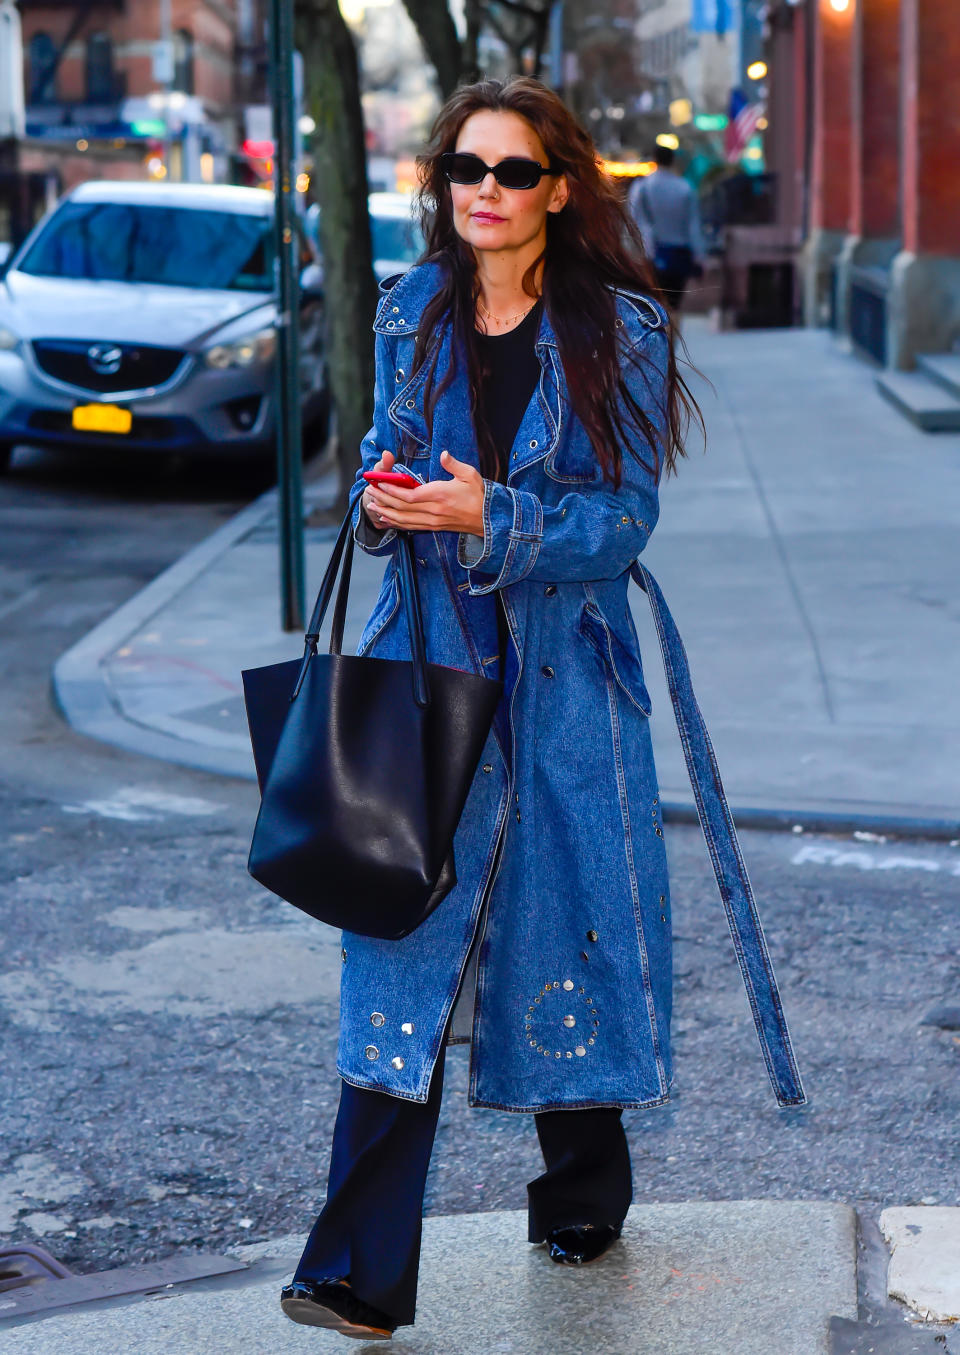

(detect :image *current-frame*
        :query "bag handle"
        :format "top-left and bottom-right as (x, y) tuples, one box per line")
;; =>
(292, 499), (431, 709)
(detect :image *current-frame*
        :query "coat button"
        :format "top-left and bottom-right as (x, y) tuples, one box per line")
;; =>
(541, 665), (555, 678)
(544, 584), (557, 596)
(365, 1045), (379, 1060)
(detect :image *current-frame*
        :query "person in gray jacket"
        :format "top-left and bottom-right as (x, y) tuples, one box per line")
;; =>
(628, 145), (705, 309)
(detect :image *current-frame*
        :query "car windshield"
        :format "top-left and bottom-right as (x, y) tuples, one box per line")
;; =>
(371, 214), (423, 264)
(17, 201), (274, 291)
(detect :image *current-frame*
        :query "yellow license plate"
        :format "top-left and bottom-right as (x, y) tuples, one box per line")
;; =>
(72, 403), (133, 434)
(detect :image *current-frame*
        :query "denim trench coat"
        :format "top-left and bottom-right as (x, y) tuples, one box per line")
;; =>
(336, 261), (805, 1113)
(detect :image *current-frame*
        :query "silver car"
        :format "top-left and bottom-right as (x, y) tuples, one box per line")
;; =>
(0, 180), (328, 472)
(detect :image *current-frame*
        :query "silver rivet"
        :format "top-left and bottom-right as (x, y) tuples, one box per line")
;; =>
(543, 1050), (551, 1057)
(555, 1051), (561, 1058)
(391, 1056), (404, 1069)
(529, 439), (538, 449)
(588, 1038), (595, 1045)
(587, 930), (598, 942)
(621, 515), (629, 523)
(563, 1015), (576, 1028)
(398, 318), (406, 325)
(392, 305), (400, 312)
(590, 1008), (598, 1015)
(483, 763), (493, 773)
(578, 987), (585, 994)
(370, 1012), (385, 1027)
(530, 1039), (537, 1046)
(405, 398), (415, 408)
(401, 1021), (414, 1035)
(552, 981), (560, 988)
(563, 980), (574, 991)
(387, 320), (396, 328)
(575, 1046), (586, 1057)
(341, 948), (347, 962)
(566, 1051), (573, 1058)
(615, 317), (623, 328)
(580, 951), (589, 962)
(365, 1045), (379, 1060)
(535, 996), (541, 1003)
(396, 370), (404, 382)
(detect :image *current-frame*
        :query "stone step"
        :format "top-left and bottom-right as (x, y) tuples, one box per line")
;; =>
(875, 370), (960, 432)
(2, 1201), (857, 1354)
(916, 352), (960, 400)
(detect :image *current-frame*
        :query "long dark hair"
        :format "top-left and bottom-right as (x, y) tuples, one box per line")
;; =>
(411, 76), (702, 487)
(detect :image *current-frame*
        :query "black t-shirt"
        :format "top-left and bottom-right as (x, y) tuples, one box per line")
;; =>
(475, 299), (543, 483)
(474, 299), (543, 669)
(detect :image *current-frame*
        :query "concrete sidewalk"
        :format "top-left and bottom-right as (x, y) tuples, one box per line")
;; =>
(53, 322), (960, 834)
(2, 1201), (858, 1353)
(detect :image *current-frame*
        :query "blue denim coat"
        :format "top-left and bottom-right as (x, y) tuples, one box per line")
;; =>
(337, 261), (805, 1113)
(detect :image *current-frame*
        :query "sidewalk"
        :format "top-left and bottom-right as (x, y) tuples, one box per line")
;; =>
(3, 1202), (859, 1353)
(53, 322), (960, 835)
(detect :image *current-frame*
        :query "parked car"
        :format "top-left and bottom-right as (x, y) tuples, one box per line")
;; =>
(304, 191), (426, 284)
(0, 180), (329, 473)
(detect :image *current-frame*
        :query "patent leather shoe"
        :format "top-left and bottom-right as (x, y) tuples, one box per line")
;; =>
(545, 1223), (622, 1265)
(280, 1278), (396, 1340)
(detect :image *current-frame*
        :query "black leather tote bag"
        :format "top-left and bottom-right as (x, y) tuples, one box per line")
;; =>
(242, 505), (503, 940)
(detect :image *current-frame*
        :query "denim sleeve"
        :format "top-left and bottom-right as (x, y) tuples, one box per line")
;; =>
(456, 328), (667, 592)
(349, 330), (403, 557)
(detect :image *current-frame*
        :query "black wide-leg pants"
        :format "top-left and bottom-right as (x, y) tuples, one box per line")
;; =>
(293, 1037), (633, 1328)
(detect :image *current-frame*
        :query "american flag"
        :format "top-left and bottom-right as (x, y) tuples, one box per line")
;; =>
(724, 94), (765, 164)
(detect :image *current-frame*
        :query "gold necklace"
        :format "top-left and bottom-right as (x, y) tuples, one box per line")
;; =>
(477, 295), (538, 327)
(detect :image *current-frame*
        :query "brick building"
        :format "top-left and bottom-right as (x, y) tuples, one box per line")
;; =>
(17, 0), (266, 190)
(764, 0), (960, 420)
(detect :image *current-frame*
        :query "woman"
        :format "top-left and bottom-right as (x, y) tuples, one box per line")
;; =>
(280, 77), (804, 1342)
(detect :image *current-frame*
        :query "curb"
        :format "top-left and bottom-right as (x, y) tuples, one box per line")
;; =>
(52, 489), (960, 842)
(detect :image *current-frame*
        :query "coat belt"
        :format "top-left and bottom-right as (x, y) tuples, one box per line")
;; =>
(631, 560), (806, 1108)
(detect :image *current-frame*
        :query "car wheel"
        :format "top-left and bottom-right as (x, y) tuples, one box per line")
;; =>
(0, 443), (14, 474)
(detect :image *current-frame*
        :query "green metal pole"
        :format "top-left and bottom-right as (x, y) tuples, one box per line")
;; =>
(269, 0), (305, 631)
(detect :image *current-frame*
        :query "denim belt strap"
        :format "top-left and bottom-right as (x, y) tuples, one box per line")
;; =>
(631, 560), (807, 1108)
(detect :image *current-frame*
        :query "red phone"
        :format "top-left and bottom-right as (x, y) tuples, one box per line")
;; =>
(363, 470), (419, 489)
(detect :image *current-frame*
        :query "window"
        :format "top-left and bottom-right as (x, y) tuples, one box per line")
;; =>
(28, 32), (57, 106)
(173, 29), (194, 95)
(85, 32), (115, 103)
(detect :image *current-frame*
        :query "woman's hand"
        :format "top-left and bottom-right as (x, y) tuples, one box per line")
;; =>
(365, 450), (486, 538)
(360, 449), (395, 530)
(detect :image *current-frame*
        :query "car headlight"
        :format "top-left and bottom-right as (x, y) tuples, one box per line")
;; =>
(0, 325), (20, 352)
(204, 327), (277, 370)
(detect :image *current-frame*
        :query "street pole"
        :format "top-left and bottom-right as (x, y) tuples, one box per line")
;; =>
(268, 0), (305, 632)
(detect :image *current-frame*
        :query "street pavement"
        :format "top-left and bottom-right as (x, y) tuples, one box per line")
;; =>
(52, 319), (960, 834)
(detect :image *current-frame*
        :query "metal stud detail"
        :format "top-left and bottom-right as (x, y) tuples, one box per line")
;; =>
(401, 1022), (414, 1035)
(575, 1046), (586, 1057)
(370, 1012), (385, 1027)
(391, 1056), (404, 1069)
(529, 439), (538, 449)
(405, 398), (415, 408)
(563, 979), (574, 991)
(587, 930), (599, 943)
(563, 1015), (576, 1028)
(483, 763), (493, 773)
(365, 1045), (379, 1060)
(392, 305), (400, 313)
(341, 948), (347, 962)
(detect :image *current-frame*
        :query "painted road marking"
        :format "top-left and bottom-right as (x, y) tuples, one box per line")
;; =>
(62, 787), (223, 822)
(792, 843), (960, 876)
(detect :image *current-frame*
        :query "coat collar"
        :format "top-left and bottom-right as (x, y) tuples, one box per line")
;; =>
(374, 260), (561, 349)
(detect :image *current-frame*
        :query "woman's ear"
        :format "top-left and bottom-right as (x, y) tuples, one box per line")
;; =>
(548, 175), (570, 214)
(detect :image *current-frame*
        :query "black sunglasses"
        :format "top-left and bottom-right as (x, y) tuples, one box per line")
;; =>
(440, 151), (562, 191)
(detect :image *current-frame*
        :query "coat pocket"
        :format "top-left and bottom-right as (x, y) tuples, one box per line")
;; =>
(357, 567), (400, 656)
(577, 601), (652, 716)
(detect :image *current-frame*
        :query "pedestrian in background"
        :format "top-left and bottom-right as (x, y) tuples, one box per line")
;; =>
(628, 145), (705, 311)
(279, 76), (803, 1342)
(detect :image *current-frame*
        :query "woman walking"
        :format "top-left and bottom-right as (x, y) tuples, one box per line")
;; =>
(280, 76), (804, 1341)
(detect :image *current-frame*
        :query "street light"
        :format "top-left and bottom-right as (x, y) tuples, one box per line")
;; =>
(747, 60), (768, 80)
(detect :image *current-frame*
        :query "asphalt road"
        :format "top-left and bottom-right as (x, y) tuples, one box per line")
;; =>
(1, 444), (958, 1287)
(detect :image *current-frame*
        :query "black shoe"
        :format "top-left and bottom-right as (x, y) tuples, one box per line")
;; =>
(545, 1223), (622, 1265)
(280, 1279), (397, 1340)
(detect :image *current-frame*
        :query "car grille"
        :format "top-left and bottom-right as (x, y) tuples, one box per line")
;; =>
(31, 339), (186, 393)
